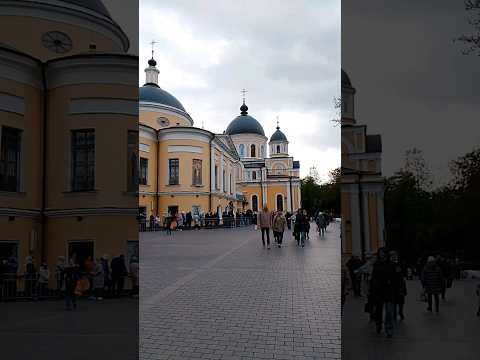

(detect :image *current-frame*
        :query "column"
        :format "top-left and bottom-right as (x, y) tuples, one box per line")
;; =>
(210, 144), (215, 193)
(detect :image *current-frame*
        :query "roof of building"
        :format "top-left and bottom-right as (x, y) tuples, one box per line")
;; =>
(270, 127), (287, 142)
(225, 102), (265, 136)
(139, 83), (186, 112)
(59, 0), (111, 18)
(342, 69), (352, 88)
(365, 134), (382, 153)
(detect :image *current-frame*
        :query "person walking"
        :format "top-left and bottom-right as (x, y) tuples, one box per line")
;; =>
(369, 247), (395, 338)
(129, 256), (139, 298)
(93, 258), (104, 300)
(64, 264), (80, 310)
(305, 210), (311, 240)
(421, 256), (444, 314)
(272, 210), (287, 248)
(111, 254), (128, 297)
(37, 262), (50, 299)
(101, 255), (112, 298)
(295, 209), (308, 247)
(258, 206), (273, 249)
(55, 256), (65, 297)
(390, 251), (407, 321)
(25, 256), (37, 299)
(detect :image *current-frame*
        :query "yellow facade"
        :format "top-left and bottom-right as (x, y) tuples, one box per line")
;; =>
(0, 2), (137, 282)
(341, 69), (385, 259)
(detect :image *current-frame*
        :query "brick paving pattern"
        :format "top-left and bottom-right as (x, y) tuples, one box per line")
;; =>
(140, 222), (341, 360)
(342, 276), (480, 360)
(0, 298), (138, 360)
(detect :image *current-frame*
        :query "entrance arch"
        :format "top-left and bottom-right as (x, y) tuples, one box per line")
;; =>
(276, 194), (284, 211)
(251, 194), (258, 212)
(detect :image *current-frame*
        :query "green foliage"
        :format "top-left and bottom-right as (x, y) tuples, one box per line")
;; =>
(301, 167), (340, 217)
(385, 147), (480, 262)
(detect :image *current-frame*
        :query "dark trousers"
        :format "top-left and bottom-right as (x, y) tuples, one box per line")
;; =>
(393, 301), (405, 319)
(261, 227), (270, 246)
(65, 291), (77, 309)
(274, 231), (284, 244)
(427, 292), (440, 312)
(112, 276), (125, 297)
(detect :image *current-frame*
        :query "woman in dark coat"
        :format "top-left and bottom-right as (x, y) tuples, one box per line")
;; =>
(421, 256), (444, 313)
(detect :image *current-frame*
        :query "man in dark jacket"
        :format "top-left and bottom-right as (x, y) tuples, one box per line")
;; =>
(422, 256), (444, 313)
(369, 247), (396, 337)
(111, 255), (128, 297)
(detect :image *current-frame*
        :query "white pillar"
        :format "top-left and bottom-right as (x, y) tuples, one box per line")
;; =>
(220, 152), (224, 193)
(210, 144), (215, 193)
(286, 181), (291, 212)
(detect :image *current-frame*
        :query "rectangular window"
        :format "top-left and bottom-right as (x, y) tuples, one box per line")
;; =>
(192, 159), (202, 185)
(169, 158), (179, 185)
(230, 173), (233, 194)
(127, 130), (138, 191)
(71, 129), (95, 191)
(0, 126), (22, 192)
(214, 165), (219, 189)
(139, 157), (148, 185)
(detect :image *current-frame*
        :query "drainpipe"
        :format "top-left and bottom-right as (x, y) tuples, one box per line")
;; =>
(358, 172), (366, 261)
(40, 62), (47, 262)
(208, 136), (213, 212)
(289, 175), (293, 212)
(155, 129), (159, 216)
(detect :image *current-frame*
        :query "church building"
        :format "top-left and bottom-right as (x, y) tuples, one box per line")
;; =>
(139, 57), (302, 220)
(341, 69), (385, 260)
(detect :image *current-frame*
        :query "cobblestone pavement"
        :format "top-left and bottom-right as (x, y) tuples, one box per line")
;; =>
(0, 298), (138, 360)
(342, 277), (480, 360)
(140, 222), (341, 360)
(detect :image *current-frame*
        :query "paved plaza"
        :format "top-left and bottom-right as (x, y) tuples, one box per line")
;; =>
(343, 277), (480, 360)
(140, 222), (341, 360)
(0, 298), (138, 359)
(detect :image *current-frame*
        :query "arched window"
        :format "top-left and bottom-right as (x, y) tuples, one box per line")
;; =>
(252, 171), (257, 180)
(252, 195), (258, 212)
(239, 144), (245, 157)
(250, 144), (256, 157)
(277, 145), (281, 153)
(276, 194), (284, 211)
(260, 145), (265, 158)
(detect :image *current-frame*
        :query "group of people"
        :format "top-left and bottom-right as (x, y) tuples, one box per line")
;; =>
(343, 248), (479, 338)
(255, 207), (323, 249)
(0, 254), (139, 310)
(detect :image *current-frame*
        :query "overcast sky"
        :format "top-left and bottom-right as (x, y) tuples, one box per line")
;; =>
(135, 0), (340, 181)
(343, 0), (480, 186)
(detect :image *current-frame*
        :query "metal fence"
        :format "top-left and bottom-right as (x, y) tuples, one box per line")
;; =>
(139, 216), (254, 232)
(0, 273), (136, 302)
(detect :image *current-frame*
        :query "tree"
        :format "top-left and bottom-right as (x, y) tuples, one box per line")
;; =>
(300, 167), (341, 217)
(455, 0), (480, 55)
(401, 148), (433, 190)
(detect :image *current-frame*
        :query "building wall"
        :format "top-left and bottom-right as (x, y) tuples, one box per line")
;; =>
(140, 109), (191, 130)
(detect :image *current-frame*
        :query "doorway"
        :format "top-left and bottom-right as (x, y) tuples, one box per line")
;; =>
(168, 205), (179, 216)
(0, 241), (19, 262)
(68, 241), (94, 270)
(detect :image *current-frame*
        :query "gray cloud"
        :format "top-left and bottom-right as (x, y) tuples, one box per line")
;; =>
(140, 0), (341, 178)
(343, 0), (479, 182)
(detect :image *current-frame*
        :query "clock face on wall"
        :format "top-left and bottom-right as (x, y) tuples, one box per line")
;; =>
(41, 31), (73, 54)
(157, 117), (170, 127)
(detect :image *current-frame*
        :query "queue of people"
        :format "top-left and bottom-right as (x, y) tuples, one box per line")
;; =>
(0, 254), (139, 309)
